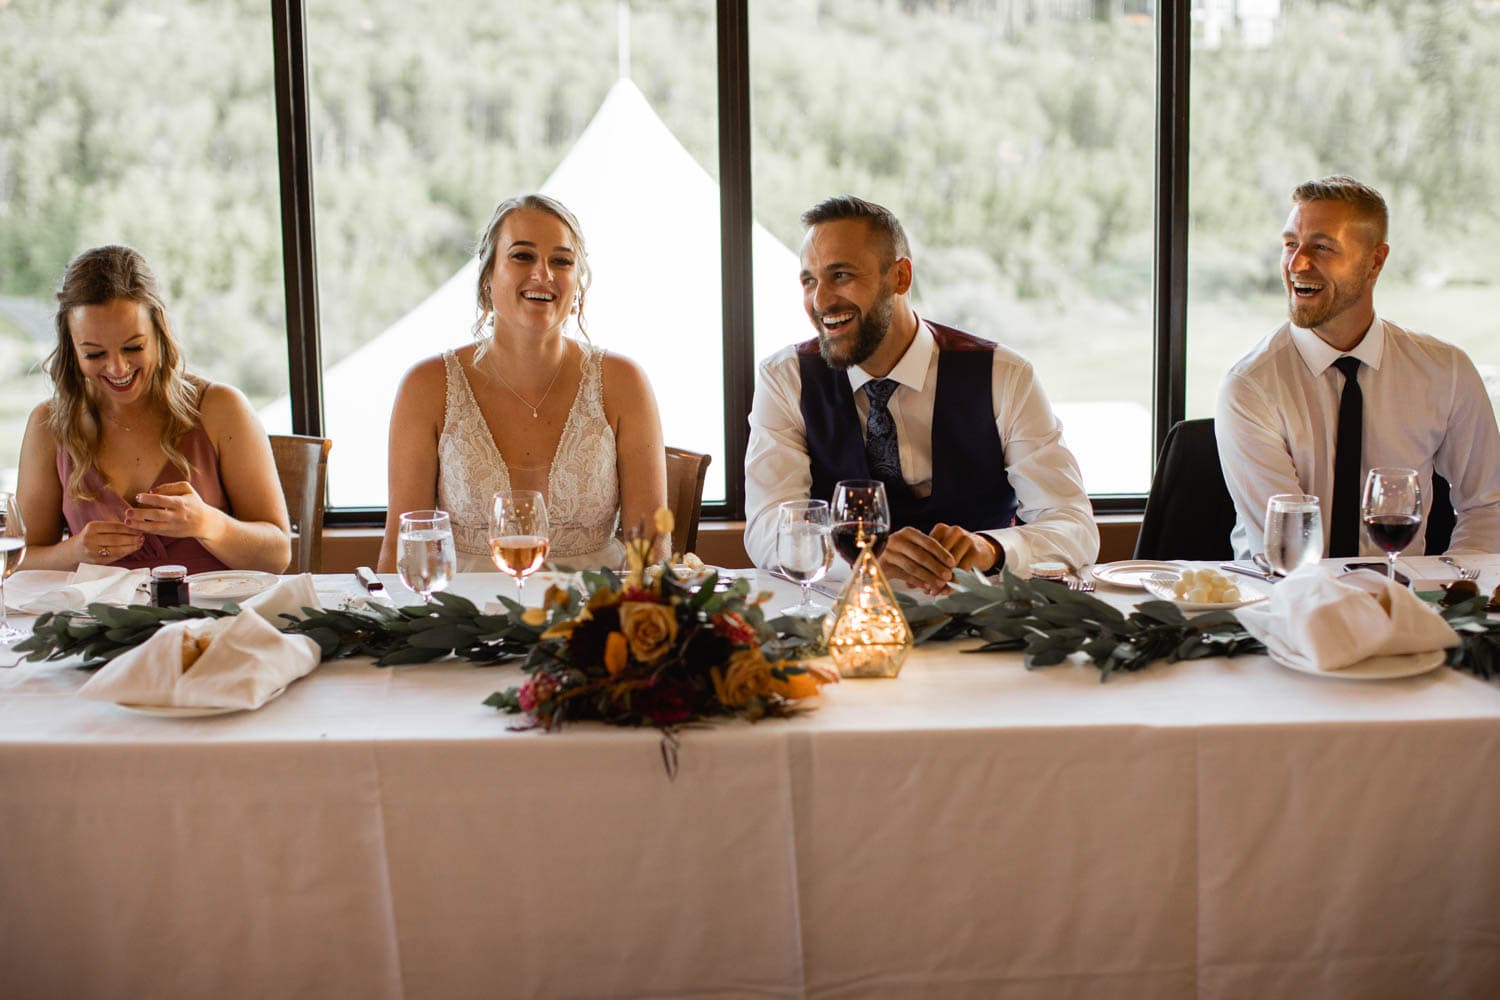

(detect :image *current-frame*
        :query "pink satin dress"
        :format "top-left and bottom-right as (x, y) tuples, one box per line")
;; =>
(57, 424), (231, 574)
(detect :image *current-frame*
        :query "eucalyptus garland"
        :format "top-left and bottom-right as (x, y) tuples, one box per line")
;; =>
(12, 569), (1500, 683)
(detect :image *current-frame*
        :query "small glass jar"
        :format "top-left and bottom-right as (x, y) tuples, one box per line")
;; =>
(150, 565), (190, 607)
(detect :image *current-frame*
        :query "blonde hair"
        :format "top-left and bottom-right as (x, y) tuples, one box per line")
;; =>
(45, 245), (202, 500)
(472, 193), (592, 360)
(1292, 175), (1389, 245)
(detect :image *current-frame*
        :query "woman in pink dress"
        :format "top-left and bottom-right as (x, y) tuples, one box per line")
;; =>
(14, 245), (290, 574)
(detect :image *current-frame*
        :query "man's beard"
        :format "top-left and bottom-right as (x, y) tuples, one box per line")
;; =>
(818, 289), (893, 370)
(1287, 270), (1369, 330)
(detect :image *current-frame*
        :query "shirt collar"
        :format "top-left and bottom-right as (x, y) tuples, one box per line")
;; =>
(1290, 314), (1385, 377)
(847, 317), (935, 394)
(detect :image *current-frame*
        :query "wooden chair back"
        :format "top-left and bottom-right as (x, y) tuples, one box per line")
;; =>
(270, 434), (332, 573)
(664, 446), (712, 555)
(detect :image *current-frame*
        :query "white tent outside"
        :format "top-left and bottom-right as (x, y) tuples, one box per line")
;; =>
(262, 78), (808, 508)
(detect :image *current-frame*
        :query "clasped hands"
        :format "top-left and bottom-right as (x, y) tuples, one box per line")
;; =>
(80, 481), (220, 564)
(880, 522), (1000, 596)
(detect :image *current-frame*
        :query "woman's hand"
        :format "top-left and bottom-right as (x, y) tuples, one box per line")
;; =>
(125, 481), (224, 542)
(74, 520), (145, 564)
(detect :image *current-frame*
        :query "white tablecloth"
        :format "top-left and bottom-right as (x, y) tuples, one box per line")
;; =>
(2, 560), (1499, 999)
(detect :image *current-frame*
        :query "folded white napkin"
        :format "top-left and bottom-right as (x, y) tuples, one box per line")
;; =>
(78, 607), (320, 710)
(7, 564), (150, 614)
(239, 573), (321, 624)
(1235, 565), (1458, 672)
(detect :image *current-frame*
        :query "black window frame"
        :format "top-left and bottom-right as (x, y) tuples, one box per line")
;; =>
(270, 0), (1188, 526)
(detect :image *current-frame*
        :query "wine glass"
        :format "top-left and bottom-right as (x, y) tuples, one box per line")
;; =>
(777, 499), (834, 617)
(830, 479), (891, 568)
(0, 492), (26, 643)
(490, 490), (550, 603)
(1262, 494), (1324, 575)
(1361, 468), (1422, 581)
(396, 509), (456, 603)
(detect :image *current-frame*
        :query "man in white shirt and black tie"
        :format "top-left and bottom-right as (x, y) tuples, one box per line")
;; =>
(744, 195), (1098, 592)
(1216, 174), (1500, 561)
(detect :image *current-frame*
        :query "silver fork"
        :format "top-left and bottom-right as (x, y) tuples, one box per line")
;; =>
(1438, 556), (1480, 580)
(1068, 575), (1095, 593)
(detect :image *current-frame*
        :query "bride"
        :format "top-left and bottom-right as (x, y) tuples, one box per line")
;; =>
(379, 194), (667, 574)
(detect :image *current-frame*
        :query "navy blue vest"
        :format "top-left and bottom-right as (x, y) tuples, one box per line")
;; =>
(796, 321), (1018, 533)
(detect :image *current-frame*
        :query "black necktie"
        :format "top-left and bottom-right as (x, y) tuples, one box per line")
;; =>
(1330, 356), (1363, 557)
(863, 379), (902, 490)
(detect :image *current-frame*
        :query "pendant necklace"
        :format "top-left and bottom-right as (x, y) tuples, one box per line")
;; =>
(490, 348), (568, 419)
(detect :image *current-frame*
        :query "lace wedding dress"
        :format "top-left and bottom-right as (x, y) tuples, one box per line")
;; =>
(437, 346), (625, 572)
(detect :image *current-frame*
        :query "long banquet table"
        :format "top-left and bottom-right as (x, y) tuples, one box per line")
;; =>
(3, 557), (1500, 999)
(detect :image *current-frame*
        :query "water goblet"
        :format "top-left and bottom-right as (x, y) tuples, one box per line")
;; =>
(1263, 493), (1323, 576)
(1362, 468), (1422, 581)
(0, 492), (26, 644)
(777, 499), (834, 617)
(396, 509), (456, 603)
(490, 490), (550, 603)
(830, 479), (891, 568)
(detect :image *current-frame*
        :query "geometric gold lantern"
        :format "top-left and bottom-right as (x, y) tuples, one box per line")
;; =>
(824, 547), (913, 678)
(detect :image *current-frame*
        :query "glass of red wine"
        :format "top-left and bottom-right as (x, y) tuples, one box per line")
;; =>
(830, 479), (891, 568)
(1361, 467), (1421, 581)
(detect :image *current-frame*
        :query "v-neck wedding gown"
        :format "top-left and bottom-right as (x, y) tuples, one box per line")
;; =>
(437, 346), (624, 572)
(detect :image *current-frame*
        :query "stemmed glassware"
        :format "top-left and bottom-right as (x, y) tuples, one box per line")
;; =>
(396, 509), (456, 603)
(776, 499), (834, 617)
(490, 490), (550, 603)
(0, 492), (26, 643)
(1262, 494), (1324, 575)
(829, 479), (891, 568)
(1361, 467), (1422, 581)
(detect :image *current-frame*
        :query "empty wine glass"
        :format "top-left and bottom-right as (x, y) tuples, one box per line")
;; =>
(830, 479), (891, 569)
(1362, 468), (1422, 581)
(1263, 494), (1324, 575)
(396, 509), (456, 603)
(0, 492), (26, 643)
(490, 490), (550, 603)
(777, 499), (834, 617)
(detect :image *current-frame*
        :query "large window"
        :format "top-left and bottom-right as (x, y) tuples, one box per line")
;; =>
(288, 0), (722, 508)
(0, 0), (289, 492)
(750, 1), (1158, 496)
(8, 1), (1499, 522)
(1187, 0), (1500, 423)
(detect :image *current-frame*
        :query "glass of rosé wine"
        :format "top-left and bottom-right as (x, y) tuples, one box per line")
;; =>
(489, 490), (550, 603)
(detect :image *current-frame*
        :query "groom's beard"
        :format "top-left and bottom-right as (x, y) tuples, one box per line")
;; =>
(818, 286), (894, 371)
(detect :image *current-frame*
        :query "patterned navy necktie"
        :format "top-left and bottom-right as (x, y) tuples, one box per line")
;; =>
(863, 378), (902, 488)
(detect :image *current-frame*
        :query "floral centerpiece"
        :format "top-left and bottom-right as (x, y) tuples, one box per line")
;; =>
(484, 509), (838, 735)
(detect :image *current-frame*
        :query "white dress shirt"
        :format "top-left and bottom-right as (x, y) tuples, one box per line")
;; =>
(1216, 315), (1500, 561)
(744, 319), (1099, 575)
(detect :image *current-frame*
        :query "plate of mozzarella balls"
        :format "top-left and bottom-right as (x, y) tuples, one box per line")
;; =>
(1143, 567), (1268, 612)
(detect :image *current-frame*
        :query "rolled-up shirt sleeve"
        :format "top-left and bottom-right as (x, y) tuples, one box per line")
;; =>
(985, 359), (1099, 573)
(744, 350), (812, 569)
(1436, 352), (1500, 554)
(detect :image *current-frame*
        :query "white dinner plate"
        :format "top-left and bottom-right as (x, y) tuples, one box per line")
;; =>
(1088, 560), (1183, 590)
(187, 570), (278, 602)
(1270, 648), (1447, 681)
(117, 684), (288, 717)
(1142, 573), (1268, 612)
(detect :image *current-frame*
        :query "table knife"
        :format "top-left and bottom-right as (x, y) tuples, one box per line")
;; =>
(1219, 562), (1278, 583)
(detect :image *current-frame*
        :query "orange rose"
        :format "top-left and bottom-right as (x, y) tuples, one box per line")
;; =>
(718, 647), (774, 706)
(604, 631), (629, 676)
(619, 601), (677, 663)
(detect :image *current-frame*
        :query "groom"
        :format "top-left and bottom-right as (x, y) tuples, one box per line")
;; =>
(744, 196), (1097, 592)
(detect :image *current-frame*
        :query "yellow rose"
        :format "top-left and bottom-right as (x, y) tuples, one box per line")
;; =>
(604, 631), (629, 676)
(619, 601), (678, 663)
(521, 607), (548, 627)
(654, 507), (675, 537)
